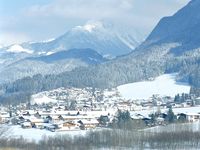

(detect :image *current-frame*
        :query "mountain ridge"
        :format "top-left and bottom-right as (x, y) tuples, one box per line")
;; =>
(2, 21), (140, 57)
(0, 48), (107, 84)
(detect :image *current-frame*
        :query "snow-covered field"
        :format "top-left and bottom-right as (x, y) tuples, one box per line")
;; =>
(2, 125), (88, 142)
(117, 74), (190, 99)
(31, 94), (57, 104)
(144, 120), (200, 133)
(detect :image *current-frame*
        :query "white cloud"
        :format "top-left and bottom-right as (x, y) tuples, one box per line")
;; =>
(26, 0), (134, 19)
(26, 0), (189, 19)
(0, 32), (31, 46)
(24, 0), (189, 31)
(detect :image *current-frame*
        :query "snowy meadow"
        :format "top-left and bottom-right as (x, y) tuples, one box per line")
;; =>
(118, 74), (190, 99)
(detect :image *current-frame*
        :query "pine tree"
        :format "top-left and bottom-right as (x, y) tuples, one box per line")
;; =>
(116, 110), (131, 129)
(150, 113), (156, 124)
(167, 107), (176, 123)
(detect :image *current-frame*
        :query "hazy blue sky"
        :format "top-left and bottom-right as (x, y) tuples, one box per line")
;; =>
(0, 0), (190, 46)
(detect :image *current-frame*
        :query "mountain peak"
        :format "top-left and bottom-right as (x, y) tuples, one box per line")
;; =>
(2, 21), (140, 57)
(74, 21), (104, 32)
(72, 21), (113, 33)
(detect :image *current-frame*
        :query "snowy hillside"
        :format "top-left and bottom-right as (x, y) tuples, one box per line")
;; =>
(6, 44), (33, 54)
(0, 48), (106, 84)
(117, 74), (190, 99)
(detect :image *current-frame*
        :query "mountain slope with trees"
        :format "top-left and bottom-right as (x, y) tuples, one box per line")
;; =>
(0, 48), (107, 84)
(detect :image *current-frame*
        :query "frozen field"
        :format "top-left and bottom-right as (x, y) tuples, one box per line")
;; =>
(117, 74), (190, 99)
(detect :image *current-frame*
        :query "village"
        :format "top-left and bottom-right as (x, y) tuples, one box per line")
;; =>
(0, 87), (200, 133)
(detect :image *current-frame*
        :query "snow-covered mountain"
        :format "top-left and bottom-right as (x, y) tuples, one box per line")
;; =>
(0, 21), (142, 84)
(5, 0), (200, 96)
(6, 44), (34, 54)
(145, 0), (200, 54)
(2, 21), (140, 57)
(0, 48), (107, 84)
(0, 48), (32, 70)
(30, 48), (107, 64)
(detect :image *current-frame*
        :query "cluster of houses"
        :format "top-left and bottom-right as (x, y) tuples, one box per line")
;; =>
(0, 105), (200, 132)
(9, 109), (116, 132)
(0, 87), (200, 132)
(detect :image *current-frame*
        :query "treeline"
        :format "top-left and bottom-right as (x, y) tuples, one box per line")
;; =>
(110, 110), (146, 130)
(1, 128), (200, 150)
(185, 62), (200, 97)
(0, 92), (31, 105)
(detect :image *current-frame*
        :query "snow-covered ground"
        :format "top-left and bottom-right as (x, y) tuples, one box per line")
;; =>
(117, 74), (190, 99)
(2, 125), (88, 142)
(7, 44), (33, 54)
(31, 94), (57, 105)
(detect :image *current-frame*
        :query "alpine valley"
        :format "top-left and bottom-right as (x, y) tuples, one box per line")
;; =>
(1, 0), (200, 99)
(2, 1), (200, 149)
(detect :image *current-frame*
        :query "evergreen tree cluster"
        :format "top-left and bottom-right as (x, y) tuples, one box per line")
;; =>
(174, 93), (191, 103)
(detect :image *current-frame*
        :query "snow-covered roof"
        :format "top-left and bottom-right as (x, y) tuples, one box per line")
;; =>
(28, 118), (44, 123)
(0, 112), (10, 118)
(79, 119), (99, 124)
(60, 115), (94, 119)
(22, 122), (31, 126)
(181, 112), (200, 116)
